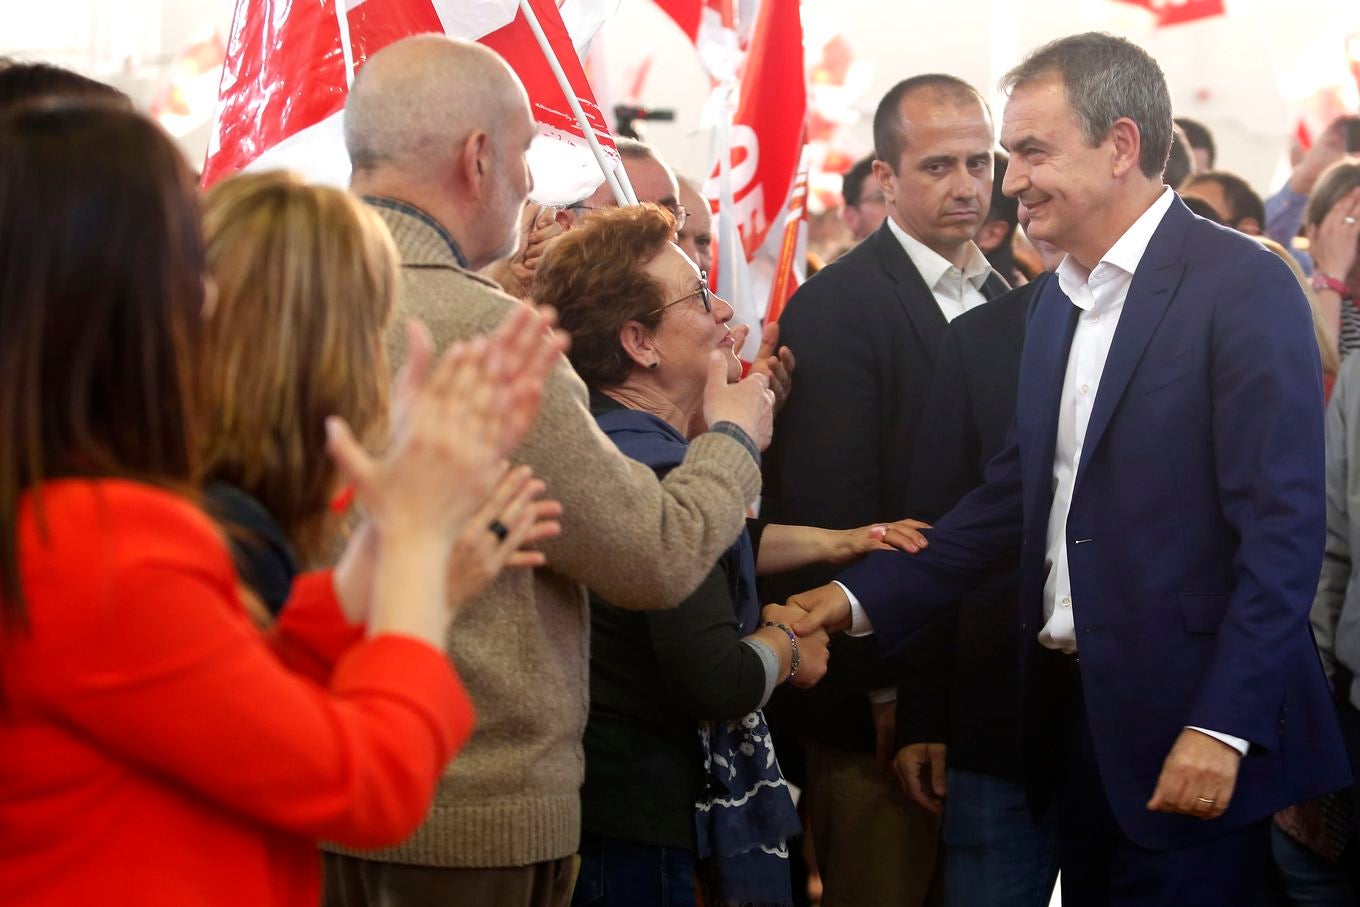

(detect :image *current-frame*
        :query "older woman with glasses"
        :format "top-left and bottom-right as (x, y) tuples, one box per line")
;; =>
(536, 204), (927, 907)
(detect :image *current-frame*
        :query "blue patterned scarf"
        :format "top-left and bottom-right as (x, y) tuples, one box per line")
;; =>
(594, 403), (800, 907)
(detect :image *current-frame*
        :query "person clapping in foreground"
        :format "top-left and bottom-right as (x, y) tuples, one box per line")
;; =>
(0, 101), (563, 907)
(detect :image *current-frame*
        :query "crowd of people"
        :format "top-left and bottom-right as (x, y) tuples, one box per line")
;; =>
(1, 23), (1360, 907)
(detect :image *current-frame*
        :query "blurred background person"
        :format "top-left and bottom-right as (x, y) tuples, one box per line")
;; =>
(676, 174), (714, 273)
(975, 152), (1022, 285)
(840, 154), (888, 246)
(1303, 161), (1360, 360)
(1164, 123), (1196, 190)
(1181, 171), (1265, 234)
(1266, 115), (1360, 272)
(1175, 116), (1217, 172)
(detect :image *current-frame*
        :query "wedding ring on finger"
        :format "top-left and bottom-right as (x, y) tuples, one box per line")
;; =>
(1345, 216), (1358, 225)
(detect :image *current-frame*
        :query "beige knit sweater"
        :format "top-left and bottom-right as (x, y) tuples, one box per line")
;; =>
(325, 200), (761, 869)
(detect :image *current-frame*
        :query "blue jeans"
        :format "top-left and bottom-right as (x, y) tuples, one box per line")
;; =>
(1271, 823), (1356, 905)
(572, 832), (697, 907)
(941, 767), (1059, 907)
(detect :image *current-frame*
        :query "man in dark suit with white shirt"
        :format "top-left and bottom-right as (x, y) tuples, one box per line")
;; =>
(787, 33), (1351, 904)
(761, 74), (1010, 907)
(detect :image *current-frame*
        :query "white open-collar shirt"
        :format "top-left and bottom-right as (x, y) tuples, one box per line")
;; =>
(885, 215), (992, 323)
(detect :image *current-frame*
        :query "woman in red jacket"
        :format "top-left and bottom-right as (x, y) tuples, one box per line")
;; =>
(0, 102), (563, 905)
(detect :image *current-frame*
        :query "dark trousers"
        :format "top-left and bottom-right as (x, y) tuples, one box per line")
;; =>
(323, 852), (577, 907)
(1045, 655), (1283, 906)
(570, 832), (696, 907)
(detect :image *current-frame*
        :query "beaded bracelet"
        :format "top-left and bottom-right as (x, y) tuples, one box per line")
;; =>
(764, 621), (800, 680)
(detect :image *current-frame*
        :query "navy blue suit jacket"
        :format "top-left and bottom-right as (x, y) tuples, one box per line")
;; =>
(839, 197), (1350, 850)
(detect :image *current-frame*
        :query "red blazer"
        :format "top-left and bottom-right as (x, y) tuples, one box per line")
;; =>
(0, 480), (474, 906)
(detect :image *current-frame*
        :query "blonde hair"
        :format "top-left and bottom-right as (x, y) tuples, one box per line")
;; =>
(1256, 235), (1341, 379)
(199, 171), (398, 563)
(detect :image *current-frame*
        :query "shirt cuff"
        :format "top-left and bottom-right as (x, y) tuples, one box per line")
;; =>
(741, 638), (780, 710)
(1186, 726), (1249, 757)
(708, 421), (761, 467)
(868, 686), (898, 705)
(833, 581), (875, 637)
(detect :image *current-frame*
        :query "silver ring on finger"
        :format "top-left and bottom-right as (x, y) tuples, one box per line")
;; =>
(1346, 216), (1358, 225)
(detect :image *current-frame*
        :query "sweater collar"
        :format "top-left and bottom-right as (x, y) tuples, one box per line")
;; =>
(363, 196), (469, 269)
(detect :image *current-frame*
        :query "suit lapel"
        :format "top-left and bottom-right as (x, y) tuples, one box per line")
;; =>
(870, 223), (948, 363)
(1075, 201), (1192, 487)
(1022, 279), (1079, 500)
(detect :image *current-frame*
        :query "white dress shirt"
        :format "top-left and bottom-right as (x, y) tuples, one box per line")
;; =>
(885, 216), (992, 323)
(842, 188), (1248, 755)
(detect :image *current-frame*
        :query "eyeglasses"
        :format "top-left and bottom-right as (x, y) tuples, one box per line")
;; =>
(566, 201), (688, 232)
(646, 271), (711, 317)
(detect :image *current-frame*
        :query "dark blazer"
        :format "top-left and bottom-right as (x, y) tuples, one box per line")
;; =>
(761, 220), (1010, 753)
(895, 278), (1041, 781)
(840, 198), (1351, 849)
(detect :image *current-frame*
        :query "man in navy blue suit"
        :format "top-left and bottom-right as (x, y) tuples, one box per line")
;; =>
(783, 32), (1351, 904)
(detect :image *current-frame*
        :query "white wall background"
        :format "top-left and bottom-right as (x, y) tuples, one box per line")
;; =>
(2, 0), (1358, 193)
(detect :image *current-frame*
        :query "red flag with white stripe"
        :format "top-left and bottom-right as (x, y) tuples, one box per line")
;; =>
(204, 0), (619, 205)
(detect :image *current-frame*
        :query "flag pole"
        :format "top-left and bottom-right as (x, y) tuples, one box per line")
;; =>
(517, 0), (633, 206)
(715, 82), (743, 309)
(334, 0), (356, 89)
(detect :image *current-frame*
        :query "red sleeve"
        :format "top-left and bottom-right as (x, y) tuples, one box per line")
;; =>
(31, 558), (475, 849)
(268, 570), (367, 684)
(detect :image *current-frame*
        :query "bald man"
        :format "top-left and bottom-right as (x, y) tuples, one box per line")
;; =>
(676, 175), (714, 274)
(326, 35), (774, 907)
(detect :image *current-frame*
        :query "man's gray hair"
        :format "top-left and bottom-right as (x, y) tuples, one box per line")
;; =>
(1001, 32), (1172, 180)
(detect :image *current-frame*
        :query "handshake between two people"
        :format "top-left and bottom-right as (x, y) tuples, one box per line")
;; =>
(755, 519), (931, 689)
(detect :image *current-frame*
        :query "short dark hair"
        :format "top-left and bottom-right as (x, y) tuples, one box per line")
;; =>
(987, 151), (1018, 231)
(0, 101), (204, 627)
(873, 74), (987, 172)
(842, 155), (877, 208)
(1002, 32), (1172, 180)
(1174, 117), (1216, 168)
(0, 60), (129, 113)
(1186, 171), (1264, 227)
(1165, 126), (1194, 189)
(1181, 195), (1223, 224)
(535, 204), (678, 388)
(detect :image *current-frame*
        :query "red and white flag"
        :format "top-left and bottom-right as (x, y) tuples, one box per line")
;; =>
(700, 0), (806, 354)
(1113, 0), (1225, 28)
(204, 0), (619, 206)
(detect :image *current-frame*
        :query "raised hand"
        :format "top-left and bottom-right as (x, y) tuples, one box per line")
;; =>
(747, 320), (796, 413)
(1311, 186), (1360, 283)
(702, 351), (775, 451)
(327, 331), (505, 546)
